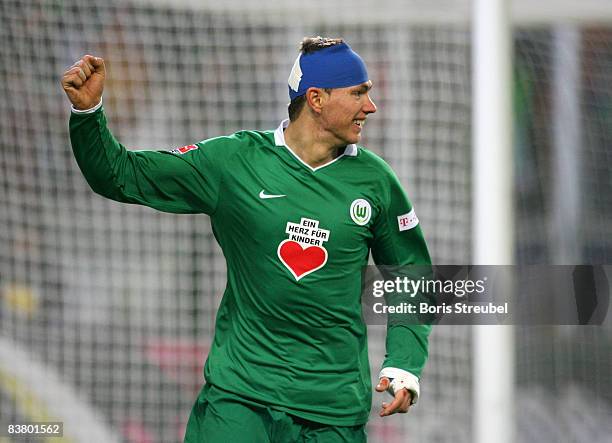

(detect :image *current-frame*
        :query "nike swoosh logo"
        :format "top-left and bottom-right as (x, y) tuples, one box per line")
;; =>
(259, 190), (286, 199)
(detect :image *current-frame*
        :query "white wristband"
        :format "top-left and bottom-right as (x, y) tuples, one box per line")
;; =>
(71, 99), (102, 114)
(379, 367), (420, 405)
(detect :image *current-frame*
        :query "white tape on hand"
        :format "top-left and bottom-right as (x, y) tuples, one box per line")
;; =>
(379, 367), (420, 405)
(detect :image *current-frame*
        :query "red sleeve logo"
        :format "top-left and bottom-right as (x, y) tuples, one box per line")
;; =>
(170, 144), (198, 155)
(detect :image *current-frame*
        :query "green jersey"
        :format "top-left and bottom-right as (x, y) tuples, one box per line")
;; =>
(69, 108), (431, 426)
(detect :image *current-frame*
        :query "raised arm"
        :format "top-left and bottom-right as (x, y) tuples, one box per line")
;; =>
(61, 55), (227, 215)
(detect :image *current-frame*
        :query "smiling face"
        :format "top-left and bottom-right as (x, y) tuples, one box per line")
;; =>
(318, 81), (377, 146)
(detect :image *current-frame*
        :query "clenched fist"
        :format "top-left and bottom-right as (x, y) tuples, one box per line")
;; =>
(61, 55), (105, 110)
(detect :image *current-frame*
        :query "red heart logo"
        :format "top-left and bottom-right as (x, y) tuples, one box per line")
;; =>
(277, 240), (328, 281)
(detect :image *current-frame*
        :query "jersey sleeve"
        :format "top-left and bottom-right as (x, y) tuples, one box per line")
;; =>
(370, 164), (433, 379)
(69, 106), (240, 215)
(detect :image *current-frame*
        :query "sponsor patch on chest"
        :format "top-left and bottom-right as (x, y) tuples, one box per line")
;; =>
(277, 218), (330, 281)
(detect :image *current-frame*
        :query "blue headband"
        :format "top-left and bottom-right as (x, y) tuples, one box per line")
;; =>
(288, 42), (369, 101)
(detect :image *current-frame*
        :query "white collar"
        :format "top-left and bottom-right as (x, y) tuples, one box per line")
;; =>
(273, 119), (358, 172)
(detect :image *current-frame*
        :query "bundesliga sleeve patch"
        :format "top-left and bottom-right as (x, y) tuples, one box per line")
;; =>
(397, 208), (419, 231)
(170, 144), (198, 155)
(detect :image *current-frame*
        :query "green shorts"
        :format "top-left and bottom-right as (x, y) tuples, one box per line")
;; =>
(184, 384), (367, 443)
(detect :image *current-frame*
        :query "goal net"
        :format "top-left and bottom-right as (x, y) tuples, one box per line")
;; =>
(0, 1), (610, 442)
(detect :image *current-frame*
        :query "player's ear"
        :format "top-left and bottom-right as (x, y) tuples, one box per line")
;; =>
(305, 87), (328, 114)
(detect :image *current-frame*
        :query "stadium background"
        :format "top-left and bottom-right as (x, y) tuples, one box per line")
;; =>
(0, 0), (611, 441)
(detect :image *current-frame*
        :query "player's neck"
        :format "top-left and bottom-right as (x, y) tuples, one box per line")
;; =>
(284, 119), (344, 168)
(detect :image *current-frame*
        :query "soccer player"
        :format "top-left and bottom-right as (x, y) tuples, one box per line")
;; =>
(61, 37), (432, 443)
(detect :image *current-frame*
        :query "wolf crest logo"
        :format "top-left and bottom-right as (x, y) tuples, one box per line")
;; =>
(350, 199), (372, 226)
